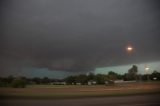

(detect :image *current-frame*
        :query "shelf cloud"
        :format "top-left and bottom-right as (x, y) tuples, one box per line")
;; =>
(0, 0), (160, 75)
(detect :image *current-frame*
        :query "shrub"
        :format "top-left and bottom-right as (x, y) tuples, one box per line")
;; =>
(11, 78), (27, 88)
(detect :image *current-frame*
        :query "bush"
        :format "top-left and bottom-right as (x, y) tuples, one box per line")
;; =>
(11, 78), (27, 88)
(0, 81), (7, 87)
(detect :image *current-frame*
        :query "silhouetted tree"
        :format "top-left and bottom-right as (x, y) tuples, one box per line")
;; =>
(108, 71), (117, 81)
(32, 77), (42, 84)
(150, 70), (160, 80)
(42, 77), (50, 84)
(95, 74), (108, 84)
(127, 65), (138, 80)
(76, 74), (88, 84)
(11, 77), (27, 88)
(87, 73), (96, 81)
(7, 75), (14, 84)
(65, 76), (76, 84)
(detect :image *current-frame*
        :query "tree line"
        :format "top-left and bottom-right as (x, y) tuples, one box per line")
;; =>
(0, 65), (160, 88)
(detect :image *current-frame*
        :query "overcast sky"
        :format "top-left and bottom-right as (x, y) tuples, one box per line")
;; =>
(1, 0), (160, 78)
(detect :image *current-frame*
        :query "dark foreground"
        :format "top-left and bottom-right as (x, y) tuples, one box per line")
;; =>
(1, 94), (160, 106)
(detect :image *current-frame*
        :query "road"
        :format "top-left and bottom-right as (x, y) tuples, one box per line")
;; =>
(1, 94), (160, 106)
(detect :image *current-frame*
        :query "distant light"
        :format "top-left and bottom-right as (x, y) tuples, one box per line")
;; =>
(126, 46), (133, 51)
(145, 67), (149, 71)
(127, 47), (133, 51)
(145, 64), (150, 71)
(153, 77), (157, 80)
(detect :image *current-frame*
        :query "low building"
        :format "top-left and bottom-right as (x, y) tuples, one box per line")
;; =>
(88, 80), (96, 85)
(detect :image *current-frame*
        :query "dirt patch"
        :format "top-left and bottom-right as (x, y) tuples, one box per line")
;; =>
(0, 82), (160, 97)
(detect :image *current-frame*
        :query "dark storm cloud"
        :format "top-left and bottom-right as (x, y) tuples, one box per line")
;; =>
(0, 0), (160, 73)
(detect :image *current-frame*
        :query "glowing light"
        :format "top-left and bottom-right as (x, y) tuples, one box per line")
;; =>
(126, 46), (133, 51)
(145, 64), (150, 71)
(145, 67), (149, 71)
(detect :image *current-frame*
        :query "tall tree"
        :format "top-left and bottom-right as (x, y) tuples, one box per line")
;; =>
(108, 71), (118, 81)
(127, 65), (138, 80)
(76, 74), (88, 84)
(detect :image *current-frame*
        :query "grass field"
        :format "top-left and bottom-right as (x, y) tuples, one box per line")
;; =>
(0, 82), (160, 99)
